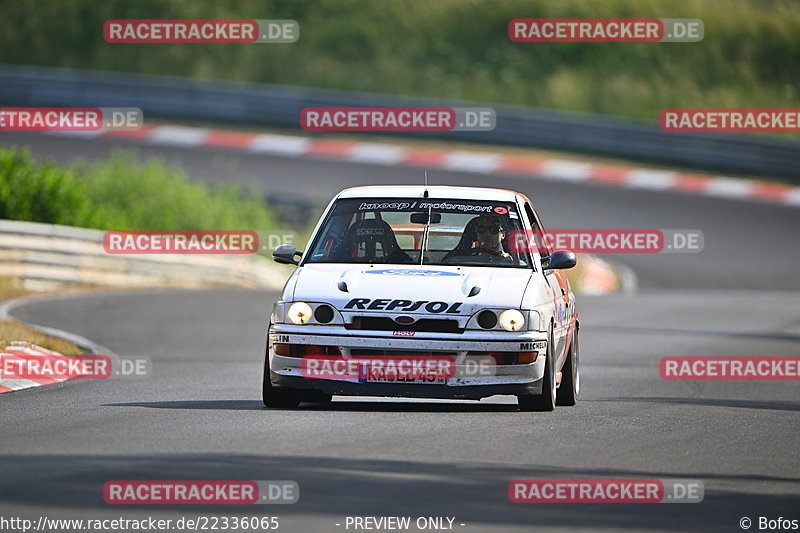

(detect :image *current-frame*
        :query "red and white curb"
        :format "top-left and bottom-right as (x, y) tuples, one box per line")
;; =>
(0, 293), (116, 395)
(0, 342), (68, 394)
(49, 124), (800, 208)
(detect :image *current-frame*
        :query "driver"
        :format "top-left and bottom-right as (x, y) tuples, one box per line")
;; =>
(443, 214), (512, 260)
(472, 215), (511, 258)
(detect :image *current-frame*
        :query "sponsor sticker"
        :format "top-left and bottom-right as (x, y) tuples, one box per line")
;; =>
(363, 269), (462, 277)
(520, 341), (547, 351)
(416, 201), (497, 214)
(354, 200), (509, 214)
(344, 299), (463, 313)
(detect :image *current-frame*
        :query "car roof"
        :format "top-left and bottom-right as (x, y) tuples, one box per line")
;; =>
(337, 185), (525, 203)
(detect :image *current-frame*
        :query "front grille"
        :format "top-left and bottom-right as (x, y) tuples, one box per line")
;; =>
(346, 316), (464, 334)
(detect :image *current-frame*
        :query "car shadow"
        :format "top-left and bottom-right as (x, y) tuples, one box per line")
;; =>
(106, 399), (520, 412)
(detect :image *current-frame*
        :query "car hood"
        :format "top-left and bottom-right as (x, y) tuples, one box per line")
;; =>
(290, 264), (533, 314)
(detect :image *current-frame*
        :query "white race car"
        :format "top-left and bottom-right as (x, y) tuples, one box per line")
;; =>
(263, 186), (579, 411)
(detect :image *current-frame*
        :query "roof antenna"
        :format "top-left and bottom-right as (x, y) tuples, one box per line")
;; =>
(423, 169), (429, 198)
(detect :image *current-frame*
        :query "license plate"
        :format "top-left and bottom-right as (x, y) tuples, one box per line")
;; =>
(361, 373), (447, 385)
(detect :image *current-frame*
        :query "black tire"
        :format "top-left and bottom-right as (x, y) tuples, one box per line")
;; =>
(517, 331), (556, 412)
(556, 326), (579, 406)
(262, 339), (302, 408)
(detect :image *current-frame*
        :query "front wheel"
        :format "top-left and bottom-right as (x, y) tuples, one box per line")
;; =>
(556, 326), (579, 406)
(262, 342), (301, 408)
(517, 333), (556, 412)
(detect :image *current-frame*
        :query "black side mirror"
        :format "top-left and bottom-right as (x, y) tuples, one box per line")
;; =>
(542, 250), (576, 270)
(273, 244), (302, 265)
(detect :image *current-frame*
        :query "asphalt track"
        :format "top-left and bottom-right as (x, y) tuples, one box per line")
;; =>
(1, 131), (799, 532)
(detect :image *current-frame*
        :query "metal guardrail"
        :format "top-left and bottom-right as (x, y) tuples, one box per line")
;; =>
(1, 64), (798, 179)
(0, 220), (286, 291)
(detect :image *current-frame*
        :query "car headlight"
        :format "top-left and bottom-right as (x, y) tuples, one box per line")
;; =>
(499, 309), (525, 331)
(287, 302), (313, 324)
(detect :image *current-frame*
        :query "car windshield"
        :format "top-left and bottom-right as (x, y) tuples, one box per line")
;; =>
(305, 197), (532, 268)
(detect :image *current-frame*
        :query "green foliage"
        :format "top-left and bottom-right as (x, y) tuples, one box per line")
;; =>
(0, 147), (277, 231)
(0, 149), (96, 227)
(0, 0), (797, 119)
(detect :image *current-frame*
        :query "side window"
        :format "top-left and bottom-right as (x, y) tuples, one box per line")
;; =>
(523, 203), (551, 258)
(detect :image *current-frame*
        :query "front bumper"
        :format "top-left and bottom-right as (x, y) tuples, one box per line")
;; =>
(271, 371), (542, 400)
(267, 326), (548, 400)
